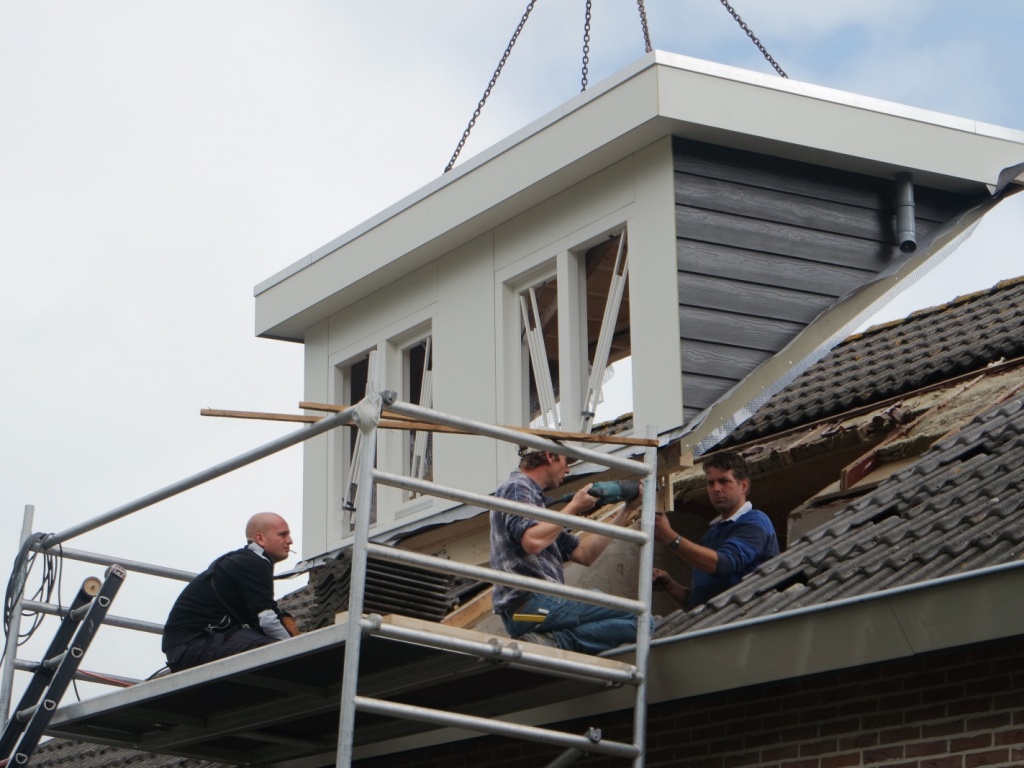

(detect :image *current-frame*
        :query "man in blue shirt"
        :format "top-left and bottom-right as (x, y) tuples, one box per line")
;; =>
(653, 452), (779, 610)
(490, 447), (643, 654)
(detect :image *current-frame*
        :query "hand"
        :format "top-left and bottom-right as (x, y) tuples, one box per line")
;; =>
(653, 511), (676, 544)
(651, 567), (690, 609)
(620, 485), (643, 524)
(652, 567), (674, 591)
(565, 483), (598, 517)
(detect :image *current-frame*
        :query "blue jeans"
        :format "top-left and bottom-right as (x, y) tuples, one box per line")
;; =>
(500, 592), (647, 655)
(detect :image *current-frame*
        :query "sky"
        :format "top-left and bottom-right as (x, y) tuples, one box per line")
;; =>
(1, 1), (1023, 703)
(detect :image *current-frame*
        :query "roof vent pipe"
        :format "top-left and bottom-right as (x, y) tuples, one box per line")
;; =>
(895, 172), (917, 253)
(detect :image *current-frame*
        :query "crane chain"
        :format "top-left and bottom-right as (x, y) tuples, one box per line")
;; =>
(581, 0), (592, 91)
(718, 0), (788, 78)
(637, 0), (652, 53)
(444, 0), (538, 173)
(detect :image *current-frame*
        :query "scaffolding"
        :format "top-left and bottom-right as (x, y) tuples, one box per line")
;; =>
(1, 383), (658, 766)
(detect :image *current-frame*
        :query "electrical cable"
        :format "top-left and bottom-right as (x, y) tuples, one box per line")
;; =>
(2, 533), (62, 668)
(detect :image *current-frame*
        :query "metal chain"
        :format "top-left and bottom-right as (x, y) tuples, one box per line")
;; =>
(637, 0), (652, 53)
(581, 0), (592, 91)
(718, 0), (788, 78)
(444, 1), (538, 173)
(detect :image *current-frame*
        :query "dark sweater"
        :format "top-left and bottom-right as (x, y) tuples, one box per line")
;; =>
(162, 544), (288, 651)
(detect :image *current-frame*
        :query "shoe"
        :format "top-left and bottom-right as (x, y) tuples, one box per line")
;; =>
(518, 631), (558, 648)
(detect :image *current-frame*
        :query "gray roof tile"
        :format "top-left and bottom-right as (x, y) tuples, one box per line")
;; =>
(657, 397), (1024, 637)
(723, 277), (1024, 446)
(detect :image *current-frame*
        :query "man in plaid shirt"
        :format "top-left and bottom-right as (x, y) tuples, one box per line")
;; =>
(490, 446), (643, 654)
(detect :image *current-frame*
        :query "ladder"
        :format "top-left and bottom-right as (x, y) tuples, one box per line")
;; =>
(335, 388), (658, 766)
(0, 565), (125, 767)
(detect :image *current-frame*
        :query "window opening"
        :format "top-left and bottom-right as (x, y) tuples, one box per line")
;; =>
(520, 280), (560, 429)
(406, 336), (433, 497)
(341, 351), (379, 529)
(582, 231), (632, 431)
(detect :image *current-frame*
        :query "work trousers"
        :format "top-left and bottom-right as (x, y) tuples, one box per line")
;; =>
(165, 626), (279, 672)
(500, 591), (647, 655)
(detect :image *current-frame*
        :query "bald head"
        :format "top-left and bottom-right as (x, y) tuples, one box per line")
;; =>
(245, 512), (293, 563)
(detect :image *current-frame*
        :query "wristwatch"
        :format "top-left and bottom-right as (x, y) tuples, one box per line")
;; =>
(669, 535), (682, 550)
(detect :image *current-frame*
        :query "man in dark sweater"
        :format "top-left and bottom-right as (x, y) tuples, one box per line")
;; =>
(162, 512), (299, 672)
(653, 452), (779, 610)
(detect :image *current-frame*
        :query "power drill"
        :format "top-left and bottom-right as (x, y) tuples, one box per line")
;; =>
(550, 479), (640, 508)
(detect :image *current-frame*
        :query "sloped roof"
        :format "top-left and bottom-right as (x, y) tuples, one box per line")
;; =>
(33, 736), (232, 768)
(722, 276), (1024, 446)
(657, 389), (1024, 638)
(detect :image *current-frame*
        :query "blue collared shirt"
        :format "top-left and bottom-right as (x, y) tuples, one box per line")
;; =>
(689, 502), (779, 610)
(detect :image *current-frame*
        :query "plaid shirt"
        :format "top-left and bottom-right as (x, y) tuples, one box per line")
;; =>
(490, 470), (580, 613)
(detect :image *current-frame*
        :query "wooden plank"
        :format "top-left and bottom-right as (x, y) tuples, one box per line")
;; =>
(672, 138), (976, 223)
(374, 613), (635, 672)
(680, 373), (739, 411)
(680, 340), (772, 382)
(201, 408), (320, 423)
(675, 206), (896, 270)
(676, 240), (872, 298)
(679, 305), (804, 354)
(678, 272), (835, 325)
(440, 588), (494, 629)
(673, 137), (890, 210)
(299, 401), (658, 446)
(677, 172), (891, 241)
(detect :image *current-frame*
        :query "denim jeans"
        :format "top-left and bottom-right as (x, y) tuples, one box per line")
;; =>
(500, 591), (648, 655)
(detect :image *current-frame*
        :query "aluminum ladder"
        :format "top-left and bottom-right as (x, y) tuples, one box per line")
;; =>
(0, 565), (125, 767)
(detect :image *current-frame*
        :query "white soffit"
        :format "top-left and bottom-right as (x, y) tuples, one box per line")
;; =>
(254, 51), (1024, 342)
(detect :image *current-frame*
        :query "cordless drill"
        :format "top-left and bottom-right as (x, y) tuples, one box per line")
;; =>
(550, 479), (640, 508)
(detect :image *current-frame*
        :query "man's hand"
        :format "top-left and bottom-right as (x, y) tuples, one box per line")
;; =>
(652, 567), (690, 609)
(614, 485), (644, 526)
(564, 483), (598, 517)
(281, 615), (301, 637)
(654, 511), (677, 543)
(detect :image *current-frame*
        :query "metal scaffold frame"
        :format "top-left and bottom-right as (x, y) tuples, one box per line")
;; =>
(1, 402), (364, 722)
(335, 371), (658, 766)
(2, 375), (659, 766)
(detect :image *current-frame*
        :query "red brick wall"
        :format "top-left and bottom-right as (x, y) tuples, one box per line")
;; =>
(354, 635), (1024, 767)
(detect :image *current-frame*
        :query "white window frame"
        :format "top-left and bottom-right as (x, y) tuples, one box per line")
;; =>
(382, 323), (435, 514)
(498, 224), (632, 436)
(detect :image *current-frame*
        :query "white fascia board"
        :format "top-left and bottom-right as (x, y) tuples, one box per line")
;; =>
(255, 51), (1024, 342)
(653, 52), (1024, 188)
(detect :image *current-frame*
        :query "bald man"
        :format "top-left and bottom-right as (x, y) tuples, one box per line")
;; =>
(162, 513), (300, 672)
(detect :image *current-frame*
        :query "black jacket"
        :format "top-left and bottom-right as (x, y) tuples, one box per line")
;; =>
(162, 543), (290, 650)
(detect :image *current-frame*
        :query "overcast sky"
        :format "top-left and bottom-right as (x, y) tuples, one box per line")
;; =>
(2, 1), (1023, 700)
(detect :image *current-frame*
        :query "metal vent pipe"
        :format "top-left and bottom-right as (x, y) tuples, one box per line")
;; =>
(895, 171), (917, 253)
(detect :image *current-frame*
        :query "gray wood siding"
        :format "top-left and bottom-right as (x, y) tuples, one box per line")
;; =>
(674, 138), (981, 425)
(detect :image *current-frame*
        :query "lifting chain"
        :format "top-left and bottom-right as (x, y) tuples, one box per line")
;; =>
(581, 0), (592, 91)
(637, 0), (652, 53)
(444, 1), (538, 173)
(718, 0), (788, 78)
(584, 1), (650, 91)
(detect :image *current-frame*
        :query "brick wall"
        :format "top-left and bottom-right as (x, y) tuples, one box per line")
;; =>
(354, 635), (1024, 768)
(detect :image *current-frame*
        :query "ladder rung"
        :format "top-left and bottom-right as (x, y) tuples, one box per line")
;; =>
(16, 699), (55, 723)
(42, 651), (67, 670)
